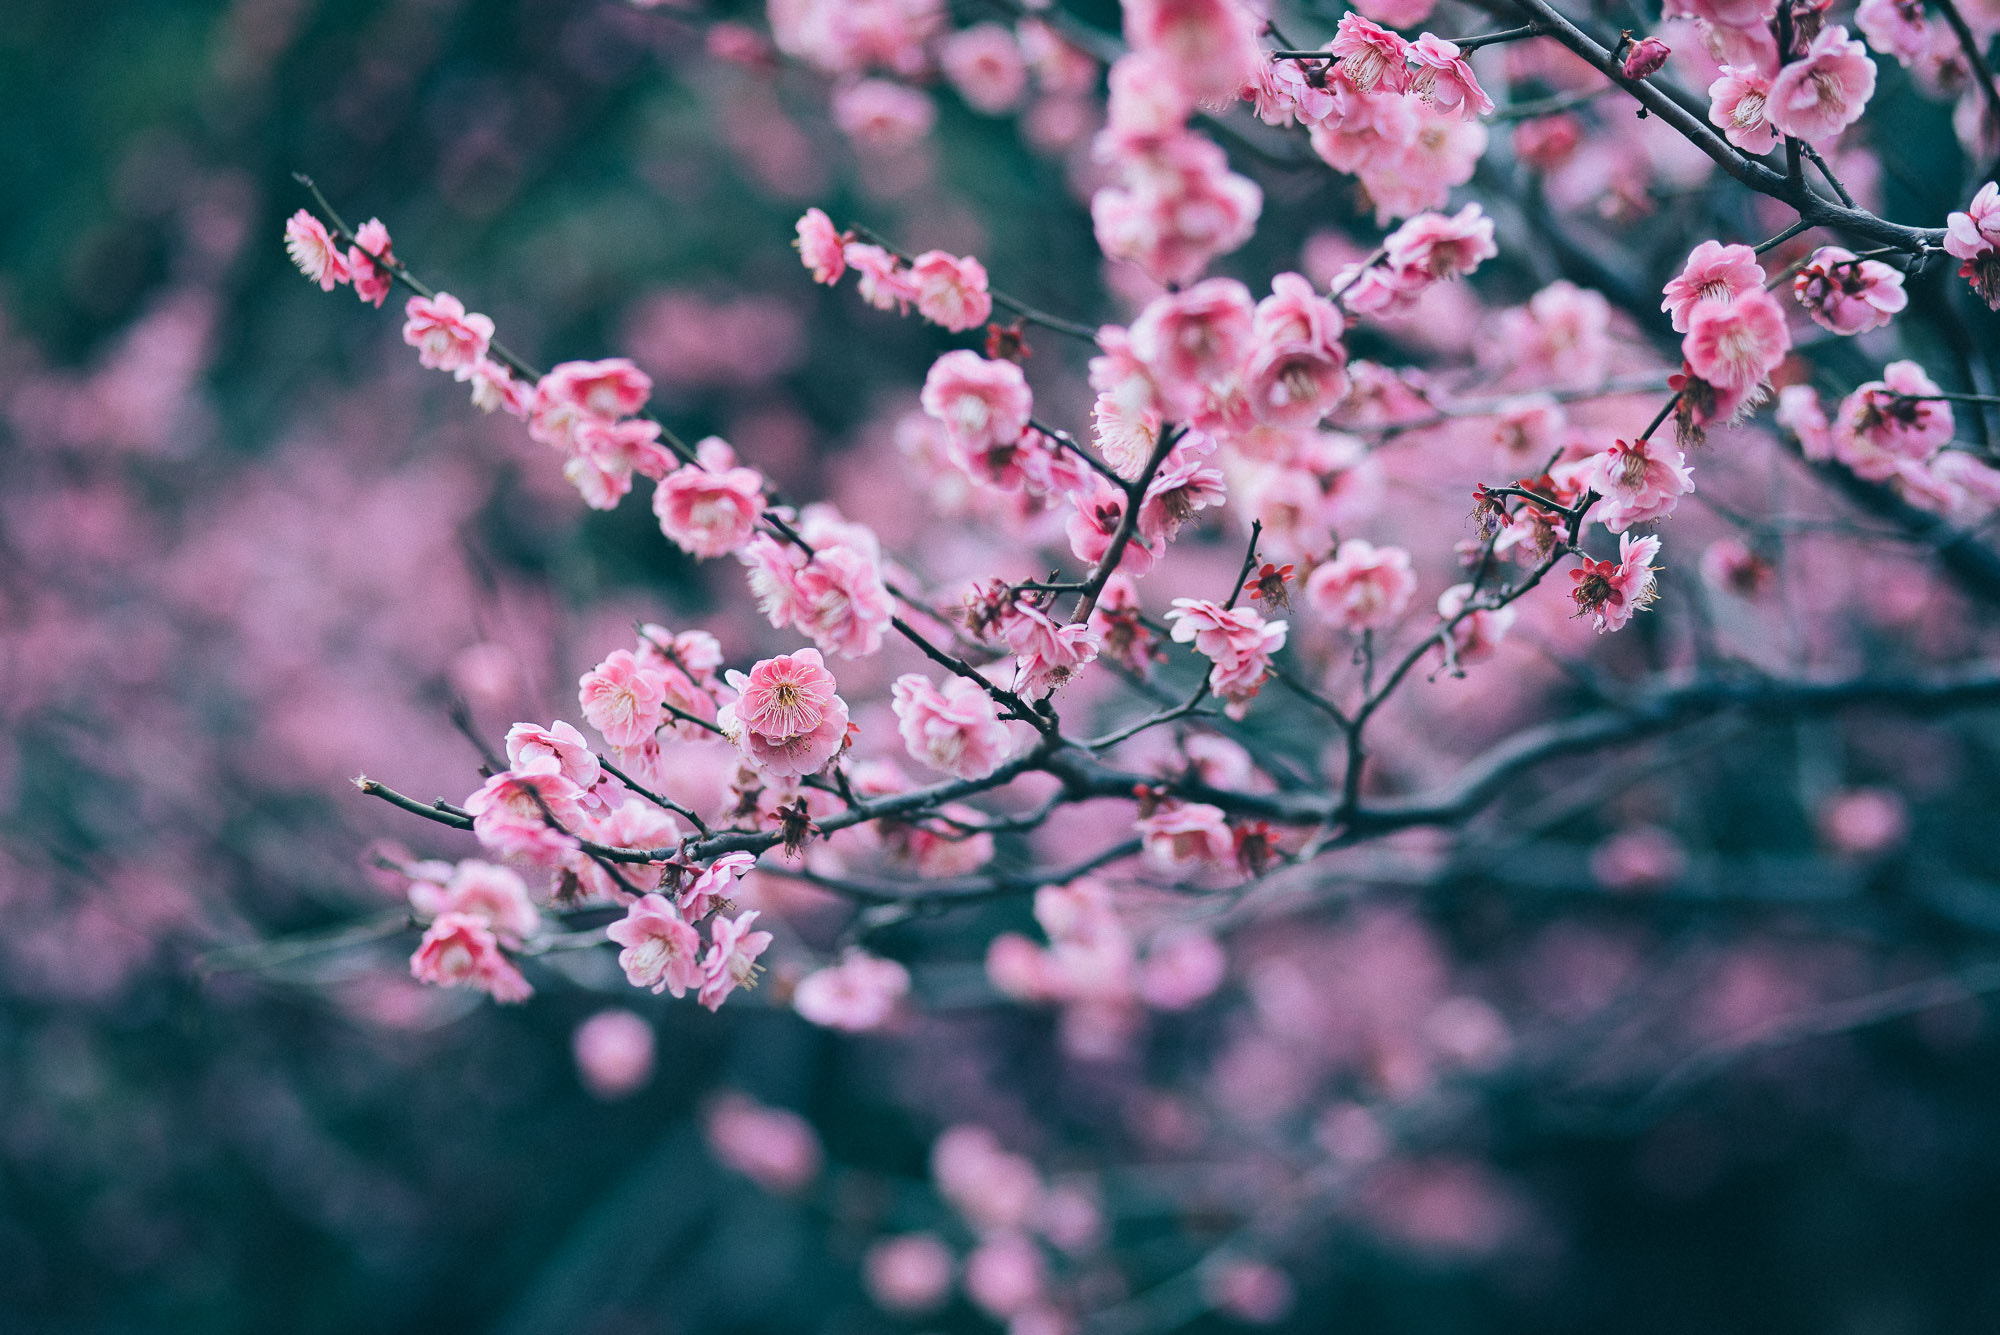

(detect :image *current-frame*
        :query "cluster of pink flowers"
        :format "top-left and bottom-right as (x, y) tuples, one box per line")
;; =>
(1703, 19), (1876, 147)
(606, 853), (769, 1011)
(796, 208), (996, 332)
(1792, 246), (1907, 335)
(738, 504), (896, 659)
(1162, 597), (1287, 715)
(719, 649), (852, 782)
(1665, 241), (1790, 409)
(284, 209), (398, 307)
(1341, 203), (1499, 317)
(403, 859), (540, 1003)
(1090, 4), (1266, 284)
(1267, 16), (1491, 224)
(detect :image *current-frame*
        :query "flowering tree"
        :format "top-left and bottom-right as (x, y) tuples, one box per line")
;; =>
(115, 0), (2000, 1324)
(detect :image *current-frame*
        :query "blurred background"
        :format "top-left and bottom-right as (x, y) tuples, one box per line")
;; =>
(8, 1), (2000, 1332)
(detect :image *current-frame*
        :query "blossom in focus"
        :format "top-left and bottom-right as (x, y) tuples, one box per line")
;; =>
(1000, 600), (1102, 700)
(653, 450), (764, 559)
(1570, 532), (1662, 632)
(922, 350), (1033, 452)
(1945, 181), (2000, 308)
(699, 909), (775, 1011)
(1622, 36), (1671, 78)
(794, 207), (849, 283)
(346, 217), (394, 306)
(1792, 246), (1908, 334)
(1682, 286), (1790, 392)
(579, 649), (668, 749)
(1383, 203), (1498, 286)
(1708, 65), (1778, 153)
(1766, 26), (1877, 143)
(909, 250), (994, 332)
(606, 894), (705, 997)
(1661, 241), (1765, 333)
(1407, 35), (1494, 119)
(1329, 15), (1412, 95)
(1163, 598), (1287, 712)
(402, 292), (493, 376)
(728, 649), (840, 742)
(1587, 437), (1695, 532)
(285, 210), (348, 290)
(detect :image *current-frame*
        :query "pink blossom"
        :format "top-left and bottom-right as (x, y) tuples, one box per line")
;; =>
(346, 217), (394, 307)
(964, 1232), (1047, 1320)
(284, 210), (349, 290)
(909, 250), (994, 332)
(465, 358), (532, 416)
(892, 672), (1014, 779)
(921, 349), (1033, 452)
(1358, 104), (1488, 224)
(999, 600), (1102, 699)
(1792, 246), (1907, 334)
(1329, 16), (1412, 96)
(705, 1093), (823, 1192)
(401, 292), (493, 376)
(1661, 240), (1765, 333)
(788, 541), (895, 659)
(1570, 532), (1661, 632)
(1681, 286), (1790, 391)
(1255, 271), (1345, 348)
(1856, 0), (1932, 63)
(1138, 929), (1228, 1009)
(794, 207), (849, 283)
(1699, 536), (1774, 597)
(1777, 383), (1836, 460)
(793, 950), (912, 1030)
(1128, 278), (1257, 414)
(1122, 0), (1263, 104)
(429, 860), (540, 947)
(1246, 53), (1342, 128)
(1163, 598), (1287, 711)
(1383, 203), (1497, 285)
(410, 912), (532, 1003)
(463, 769), (585, 863)
(653, 455), (764, 559)
(1587, 437), (1696, 532)
(721, 694), (851, 781)
(1091, 132), (1263, 285)
(699, 909), (775, 1011)
(574, 799), (684, 902)
(1407, 35), (1494, 118)
(1140, 439), (1229, 546)
(579, 649), (668, 749)
(1834, 359), (1955, 465)
(1945, 181), (2000, 308)
(676, 852), (756, 921)
(1437, 583), (1516, 665)
(1622, 35), (1672, 78)
(832, 80), (937, 153)
(864, 1234), (955, 1315)
(1707, 65), (1778, 154)
(1139, 800), (1234, 870)
(606, 893), (705, 996)
(504, 720), (601, 793)
(941, 23), (1030, 114)
(845, 241), (920, 312)
(1306, 539), (1418, 631)
(1818, 787), (1909, 856)
(571, 1009), (655, 1099)
(727, 649), (840, 741)
(538, 357), (652, 420)
(1766, 25), (1876, 143)
(1205, 1260), (1295, 1325)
